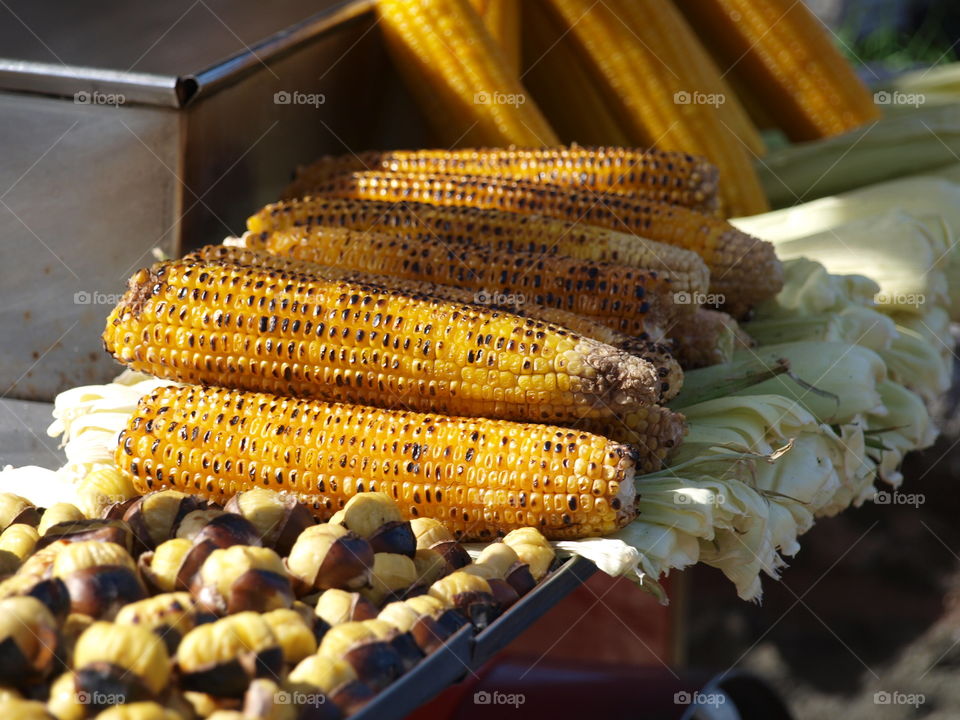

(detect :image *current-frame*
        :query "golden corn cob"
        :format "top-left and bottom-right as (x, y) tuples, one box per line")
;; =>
(576, 405), (687, 473)
(196, 244), (684, 400)
(468, 0), (520, 76)
(519, 1), (632, 147)
(675, 0), (881, 142)
(283, 147), (719, 212)
(537, 0), (768, 216)
(607, 0), (765, 157)
(103, 256), (666, 423)
(117, 384), (640, 540)
(248, 198), (710, 308)
(376, 0), (558, 147)
(280, 174), (781, 317)
(669, 308), (748, 369)
(247, 224), (679, 337)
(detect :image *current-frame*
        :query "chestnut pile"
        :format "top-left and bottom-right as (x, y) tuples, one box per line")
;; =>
(0, 475), (557, 719)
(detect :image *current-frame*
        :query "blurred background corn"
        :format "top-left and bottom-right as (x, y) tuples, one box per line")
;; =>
(117, 384), (640, 540)
(468, 0), (520, 75)
(283, 146), (720, 212)
(675, 0), (881, 142)
(280, 173), (781, 317)
(103, 256), (666, 423)
(376, 0), (557, 147)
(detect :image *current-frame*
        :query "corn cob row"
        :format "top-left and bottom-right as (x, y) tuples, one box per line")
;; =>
(117, 384), (639, 539)
(198, 243), (683, 399)
(283, 147), (720, 212)
(675, 0), (880, 142)
(278, 174), (781, 316)
(196, 244), (684, 401)
(536, 0), (768, 216)
(103, 256), (667, 423)
(519, 1), (632, 147)
(245, 224), (681, 337)
(376, 0), (558, 147)
(468, 0), (521, 75)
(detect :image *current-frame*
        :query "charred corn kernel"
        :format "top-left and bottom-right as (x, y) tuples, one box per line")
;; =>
(116, 384), (638, 540)
(475, 543), (518, 578)
(288, 655), (358, 692)
(115, 592), (196, 636)
(199, 243), (682, 397)
(676, 0), (881, 142)
(538, 0), (768, 216)
(104, 257), (664, 423)
(606, 0), (765, 156)
(199, 546), (288, 601)
(76, 468), (138, 519)
(575, 404), (687, 474)
(285, 173), (780, 316)
(261, 608), (317, 665)
(37, 504), (84, 536)
(144, 539), (192, 593)
(468, 0), (520, 74)
(0, 524), (38, 561)
(177, 612), (278, 672)
(284, 146), (719, 211)
(318, 621), (377, 659)
(429, 570), (492, 605)
(376, 0), (557, 147)
(364, 553), (417, 604)
(338, 493), (402, 538)
(502, 527), (554, 579)
(74, 622), (171, 695)
(94, 702), (182, 720)
(0, 494), (38, 531)
(52, 541), (136, 578)
(250, 225), (678, 337)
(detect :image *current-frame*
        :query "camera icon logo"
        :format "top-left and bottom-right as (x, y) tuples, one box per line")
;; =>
(674, 690), (692, 704)
(873, 90), (891, 105)
(474, 690), (491, 704)
(74, 291), (91, 305)
(673, 90), (691, 105)
(274, 90), (292, 105)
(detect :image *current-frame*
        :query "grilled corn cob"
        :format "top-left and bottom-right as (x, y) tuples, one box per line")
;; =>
(468, 0), (520, 75)
(283, 147), (719, 212)
(103, 256), (665, 421)
(536, 0), (768, 215)
(116, 384), (639, 540)
(575, 405), (686, 473)
(676, 0), (880, 142)
(519, 2), (632, 146)
(249, 198), (710, 309)
(196, 244), (684, 402)
(376, 0), (557, 147)
(246, 225), (679, 337)
(281, 174), (780, 316)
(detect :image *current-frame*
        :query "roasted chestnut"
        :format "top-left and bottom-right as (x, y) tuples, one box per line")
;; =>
(36, 519), (133, 553)
(224, 488), (315, 556)
(361, 618), (423, 673)
(76, 468), (138, 520)
(0, 524), (38, 563)
(409, 518), (471, 569)
(410, 548), (449, 589)
(37, 504), (85, 536)
(261, 609), (317, 666)
(361, 553), (417, 606)
(47, 671), (85, 720)
(318, 621), (405, 692)
(122, 491), (205, 551)
(378, 597), (467, 654)
(244, 676), (343, 720)
(502, 527), (555, 581)
(138, 539), (194, 593)
(0, 596), (58, 687)
(286, 525), (373, 595)
(52, 541), (147, 619)
(73, 622), (171, 708)
(60, 613), (95, 664)
(0, 697), (54, 718)
(193, 546), (293, 615)
(115, 592), (198, 654)
(314, 589), (378, 628)
(0, 493), (40, 532)
(332, 493), (415, 558)
(428, 571), (499, 628)
(177, 612), (283, 699)
(287, 655), (374, 716)
(93, 701), (183, 719)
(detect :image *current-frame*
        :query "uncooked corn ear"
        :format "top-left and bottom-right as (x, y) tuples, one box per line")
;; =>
(116, 384), (638, 540)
